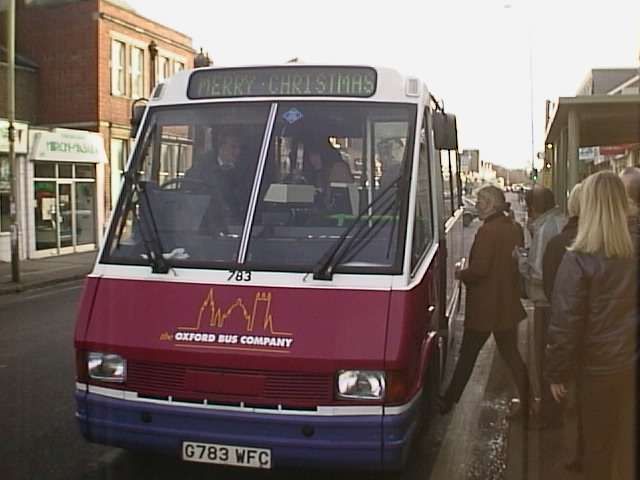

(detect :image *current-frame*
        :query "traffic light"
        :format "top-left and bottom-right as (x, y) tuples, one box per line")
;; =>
(530, 168), (538, 182)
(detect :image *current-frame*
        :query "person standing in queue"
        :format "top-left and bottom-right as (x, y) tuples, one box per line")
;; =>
(546, 171), (638, 480)
(619, 166), (640, 215)
(439, 186), (530, 419)
(518, 186), (565, 428)
(542, 182), (583, 472)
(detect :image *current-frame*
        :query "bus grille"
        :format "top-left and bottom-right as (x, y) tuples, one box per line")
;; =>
(125, 361), (333, 406)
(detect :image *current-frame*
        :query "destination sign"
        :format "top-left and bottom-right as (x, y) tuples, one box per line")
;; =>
(188, 67), (377, 99)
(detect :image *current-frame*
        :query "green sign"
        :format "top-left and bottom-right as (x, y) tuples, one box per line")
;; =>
(188, 67), (377, 99)
(46, 141), (98, 155)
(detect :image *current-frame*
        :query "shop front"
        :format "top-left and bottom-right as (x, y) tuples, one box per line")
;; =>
(28, 129), (106, 258)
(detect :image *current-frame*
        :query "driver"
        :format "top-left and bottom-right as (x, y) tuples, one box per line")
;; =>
(185, 133), (243, 184)
(184, 129), (251, 228)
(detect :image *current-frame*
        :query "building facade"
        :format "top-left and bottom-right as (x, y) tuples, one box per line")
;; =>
(14, 0), (195, 219)
(0, 0), (194, 261)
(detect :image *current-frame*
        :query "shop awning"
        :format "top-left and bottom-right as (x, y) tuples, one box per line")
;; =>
(544, 94), (640, 212)
(545, 94), (640, 147)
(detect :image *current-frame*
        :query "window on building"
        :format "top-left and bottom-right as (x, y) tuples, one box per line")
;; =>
(110, 139), (128, 209)
(131, 47), (144, 99)
(158, 56), (171, 83)
(111, 40), (126, 96)
(174, 61), (185, 74)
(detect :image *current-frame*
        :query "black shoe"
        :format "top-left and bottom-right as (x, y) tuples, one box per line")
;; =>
(564, 459), (583, 473)
(437, 395), (454, 415)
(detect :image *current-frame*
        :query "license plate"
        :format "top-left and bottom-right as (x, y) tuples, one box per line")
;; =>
(182, 441), (271, 469)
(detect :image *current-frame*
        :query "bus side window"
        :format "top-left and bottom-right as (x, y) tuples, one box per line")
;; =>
(449, 150), (460, 210)
(411, 114), (434, 270)
(440, 151), (453, 218)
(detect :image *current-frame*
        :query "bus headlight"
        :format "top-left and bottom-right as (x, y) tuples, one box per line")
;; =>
(87, 352), (126, 383)
(337, 370), (386, 400)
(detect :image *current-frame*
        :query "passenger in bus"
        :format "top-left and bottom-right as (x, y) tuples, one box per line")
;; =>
(619, 166), (640, 215)
(542, 183), (583, 472)
(301, 139), (354, 212)
(439, 186), (530, 420)
(304, 139), (354, 187)
(379, 138), (404, 189)
(517, 186), (566, 429)
(546, 171), (638, 480)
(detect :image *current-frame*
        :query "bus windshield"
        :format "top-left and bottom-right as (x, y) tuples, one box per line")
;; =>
(103, 102), (416, 274)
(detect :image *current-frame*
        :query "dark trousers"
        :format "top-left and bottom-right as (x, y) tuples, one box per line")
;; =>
(581, 368), (636, 480)
(444, 328), (529, 408)
(533, 305), (563, 422)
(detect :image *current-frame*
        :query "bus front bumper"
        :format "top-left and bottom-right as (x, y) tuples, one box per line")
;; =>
(75, 387), (420, 471)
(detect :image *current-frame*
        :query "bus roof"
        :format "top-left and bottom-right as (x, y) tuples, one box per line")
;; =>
(150, 64), (431, 106)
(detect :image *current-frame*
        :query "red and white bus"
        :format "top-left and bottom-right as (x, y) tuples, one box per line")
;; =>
(74, 64), (464, 471)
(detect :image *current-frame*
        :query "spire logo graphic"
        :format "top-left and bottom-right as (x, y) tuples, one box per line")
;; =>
(159, 290), (294, 352)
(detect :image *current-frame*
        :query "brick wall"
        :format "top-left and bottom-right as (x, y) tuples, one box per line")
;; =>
(0, 65), (39, 123)
(15, 0), (100, 126)
(97, 0), (195, 128)
(96, 0), (194, 212)
(9, 0), (194, 216)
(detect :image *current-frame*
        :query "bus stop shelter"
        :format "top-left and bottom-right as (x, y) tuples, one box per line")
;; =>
(544, 94), (640, 211)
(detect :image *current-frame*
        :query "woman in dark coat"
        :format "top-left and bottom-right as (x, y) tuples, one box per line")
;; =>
(546, 171), (638, 480)
(542, 182), (582, 470)
(439, 186), (529, 416)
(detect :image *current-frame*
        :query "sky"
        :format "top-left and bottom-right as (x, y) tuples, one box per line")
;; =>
(126, 0), (639, 169)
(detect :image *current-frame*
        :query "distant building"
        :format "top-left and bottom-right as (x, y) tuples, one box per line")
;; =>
(460, 149), (480, 173)
(576, 68), (639, 96)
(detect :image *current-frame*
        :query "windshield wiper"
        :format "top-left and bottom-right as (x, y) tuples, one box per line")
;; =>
(313, 176), (405, 280)
(134, 180), (171, 274)
(112, 121), (171, 274)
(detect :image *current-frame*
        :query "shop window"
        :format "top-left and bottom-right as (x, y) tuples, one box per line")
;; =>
(0, 193), (9, 233)
(59, 163), (73, 178)
(34, 162), (56, 178)
(111, 40), (126, 96)
(75, 164), (96, 179)
(131, 47), (145, 99)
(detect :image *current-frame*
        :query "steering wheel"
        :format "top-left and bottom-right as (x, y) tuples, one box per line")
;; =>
(160, 177), (211, 192)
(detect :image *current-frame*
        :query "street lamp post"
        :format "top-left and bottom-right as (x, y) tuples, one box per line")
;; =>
(6, 0), (20, 282)
(504, 2), (536, 182)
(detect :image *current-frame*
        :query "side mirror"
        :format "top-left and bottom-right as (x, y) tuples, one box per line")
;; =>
(130, 99), (148, 138)
(433, 112), (459, 151)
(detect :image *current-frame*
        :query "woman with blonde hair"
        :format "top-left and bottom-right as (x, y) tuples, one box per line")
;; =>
(439, 186), (529, 417)
(546, 171), (638, 480)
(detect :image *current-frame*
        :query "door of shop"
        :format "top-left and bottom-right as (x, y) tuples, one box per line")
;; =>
(34, 162), (97, 257)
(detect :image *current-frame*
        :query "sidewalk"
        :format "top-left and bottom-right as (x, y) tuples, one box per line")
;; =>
(504, 305), (583, 480)
(0, 250), (97, 295)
